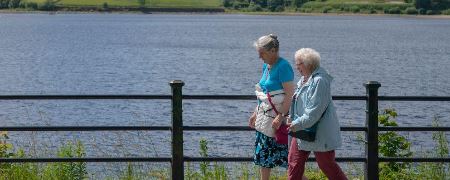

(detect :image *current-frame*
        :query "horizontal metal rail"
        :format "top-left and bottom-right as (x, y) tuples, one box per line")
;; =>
(0, 95), (172, 100)
(0, 157), (171, 163)
(379, 96), (450, 101)
(0, 126), (171, 131)
(379, 127), (450, 131)
(380, 157), (450, 162)
(184, 157), (366, 162)
(183, 126), (367, 131)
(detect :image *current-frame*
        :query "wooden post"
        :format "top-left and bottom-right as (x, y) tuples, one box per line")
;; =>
(170, 80), (184, 180)
(364, 81), (381, 180)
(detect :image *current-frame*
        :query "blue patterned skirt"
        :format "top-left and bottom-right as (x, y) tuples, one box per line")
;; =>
(253, 131), (288, 168)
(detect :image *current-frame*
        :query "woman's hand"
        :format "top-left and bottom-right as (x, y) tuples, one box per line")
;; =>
(286, 117), (296, 131)
(248, 112), (256, 128)
(272, 114), (283, 130)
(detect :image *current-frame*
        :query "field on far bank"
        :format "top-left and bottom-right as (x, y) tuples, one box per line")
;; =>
(28, 0), (222, 8)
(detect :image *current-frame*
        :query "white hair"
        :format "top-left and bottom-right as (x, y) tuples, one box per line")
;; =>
(295, 48), (321, 71)
(253, 34), (279, 51)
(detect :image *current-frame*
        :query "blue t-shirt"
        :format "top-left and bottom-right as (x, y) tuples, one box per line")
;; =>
(259, 58), (294, 93)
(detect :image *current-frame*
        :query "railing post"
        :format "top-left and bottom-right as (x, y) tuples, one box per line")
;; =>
(364, 81), (381, 180)
(170, 80), (185, 180)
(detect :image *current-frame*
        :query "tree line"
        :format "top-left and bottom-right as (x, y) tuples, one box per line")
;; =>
(0, 0), (60, 10)
(223, 0), (449, 12)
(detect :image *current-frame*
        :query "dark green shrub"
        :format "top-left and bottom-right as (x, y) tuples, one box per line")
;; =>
(274, 5), (284, 12)
(300, 8), (313, 13)
(138, 0), (145, 8)
(405, 7), (418, 14)
(246, 3), (263, 11)
(431, 1), (449, 11)
(350, 5), (360, 13)
(268, 0), (283, 11)
(442, 9), (450, 15)
(18, 1), (25, 8)
(369, 8), (377, 14)
(415, 0), (431, 9)
(322, 6), (332, 13)
(232, 1), (240, 9)
(40, 0), (59, 11)
(223, 0), (232, 7)
(27, 2), (38, 9)
(8, 0), (20, 8)
(426, 9), (435, 14)
(293, 0), (306, 7)
(232, 1), (249, 10)
(418, 8), (426, 14)
(102, 2), (108, 10)
(388, 7), (401, 14)
(343, 6), (350, 12)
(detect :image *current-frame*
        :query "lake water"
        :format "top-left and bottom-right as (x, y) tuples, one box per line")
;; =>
(0, 13), (449, 177)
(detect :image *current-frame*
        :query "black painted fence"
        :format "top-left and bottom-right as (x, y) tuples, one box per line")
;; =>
(0, 80), (449, 180)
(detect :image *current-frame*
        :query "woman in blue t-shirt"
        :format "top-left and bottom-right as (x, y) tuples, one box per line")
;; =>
(248, 34), (296, 180)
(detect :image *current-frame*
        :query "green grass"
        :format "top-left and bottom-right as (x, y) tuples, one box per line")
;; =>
(26, 0), (222, 8)
(298, 1), (413, 14)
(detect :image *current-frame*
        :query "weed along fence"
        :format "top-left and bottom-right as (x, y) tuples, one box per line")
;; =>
(0, 80), (449, 180)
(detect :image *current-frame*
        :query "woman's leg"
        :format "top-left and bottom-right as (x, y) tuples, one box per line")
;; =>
(314, 150), (347, 180)
(288, 138), (310, 180)
(260, 167), (271, 180)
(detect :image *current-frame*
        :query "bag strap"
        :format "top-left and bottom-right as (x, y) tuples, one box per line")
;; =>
(265, 66), (280, 115)
(266, 92), (279, 115)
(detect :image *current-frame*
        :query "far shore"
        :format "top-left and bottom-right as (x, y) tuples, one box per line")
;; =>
(1, 9), (449, 19)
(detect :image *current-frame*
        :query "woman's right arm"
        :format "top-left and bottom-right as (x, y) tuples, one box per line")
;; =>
(248, 106), (258, 128)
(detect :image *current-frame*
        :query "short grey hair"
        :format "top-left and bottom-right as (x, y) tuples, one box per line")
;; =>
(295, 48), (321, 71)
(253, 34), (279, 51)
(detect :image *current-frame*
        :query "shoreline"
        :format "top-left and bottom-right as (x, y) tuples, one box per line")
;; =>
(1, 9), (449, 19)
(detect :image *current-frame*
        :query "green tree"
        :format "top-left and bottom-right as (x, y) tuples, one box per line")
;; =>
(415, 0), (431, 9)
(0, 0), (10, 8)
(254, 0), (268, 7)
(267, 0), (284, 11)
(293, 0), (308, 7)
(8, 0), (20, 8)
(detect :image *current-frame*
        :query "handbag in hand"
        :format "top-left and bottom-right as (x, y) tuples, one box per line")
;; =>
(288, 127), (317, 142)
(288, 106), (327, 142)
(266, 92), (288, 145)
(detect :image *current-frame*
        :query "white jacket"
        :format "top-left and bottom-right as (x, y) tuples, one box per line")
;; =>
(254, 84), (285, 137)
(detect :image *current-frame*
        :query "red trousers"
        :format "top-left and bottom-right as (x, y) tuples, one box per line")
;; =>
(288, 138), (347, 180)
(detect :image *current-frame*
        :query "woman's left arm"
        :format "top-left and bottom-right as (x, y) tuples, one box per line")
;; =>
(272, 81), (295, 129)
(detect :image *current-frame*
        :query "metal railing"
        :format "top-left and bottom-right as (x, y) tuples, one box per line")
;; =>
(0, 80), (449, 180)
